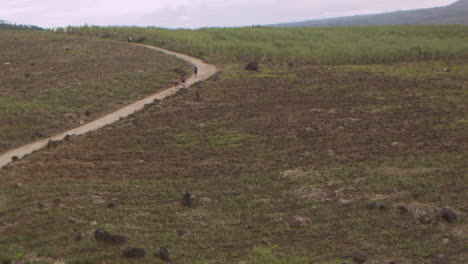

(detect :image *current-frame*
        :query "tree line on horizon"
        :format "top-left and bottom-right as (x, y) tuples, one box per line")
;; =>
(0, 20), (43, 31)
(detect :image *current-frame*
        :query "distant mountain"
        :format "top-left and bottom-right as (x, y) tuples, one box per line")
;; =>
(0, 20), (43, 31)
(271, 0), (468, 27)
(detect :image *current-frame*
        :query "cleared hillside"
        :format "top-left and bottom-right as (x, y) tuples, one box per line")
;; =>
(272, 0), (468, 27)
(0, 31), (191, 153)
(1, 59), (467, 263)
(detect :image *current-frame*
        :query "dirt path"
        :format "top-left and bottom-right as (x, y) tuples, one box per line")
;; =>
(0, 43), (217, 169)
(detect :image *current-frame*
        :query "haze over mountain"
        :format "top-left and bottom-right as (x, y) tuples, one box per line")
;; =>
(271, 0), (468, 27)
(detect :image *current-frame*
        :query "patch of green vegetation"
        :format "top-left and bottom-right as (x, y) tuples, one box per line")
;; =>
(248, 245), (312, 264)
(358, 104), (405, 112)
(61, 25), (468, 65)
(251, 69), (297, 80)
(341, 61), (468, 77)
(170, 130), (257, 149)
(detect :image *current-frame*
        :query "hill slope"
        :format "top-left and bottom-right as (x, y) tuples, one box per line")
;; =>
(272, 0), (468, 27)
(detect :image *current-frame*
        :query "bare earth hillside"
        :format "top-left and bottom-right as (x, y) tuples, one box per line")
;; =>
(0, 32), (191, 153)
(0, 59), (466, 263)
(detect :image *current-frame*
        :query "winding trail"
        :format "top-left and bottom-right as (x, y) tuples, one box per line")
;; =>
(0, 43), (217, 169)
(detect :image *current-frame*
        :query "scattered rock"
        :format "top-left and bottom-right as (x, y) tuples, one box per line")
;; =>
(176, 229), (187, 237)
(181, 192), (197, 207)
(245, 62), (261, 72)
(398, 205), (409, 215)
(94, 228), (128, 244)
(442, 238), (450, 245)
(339, 199), (354, 206)
(63, 134), (72, 141)
(289, 215), (311, 228)
(441, 68), (450, 72)
(157, 247), (171, 262)
(132, 119), (142, 126)
(417, 214), (432, 224)
(73, 231), (83, 241)
(352, 252), (367, 263)
(199, 197), (213, 205)
(31, 131), (46, 139)
(122, 247), (146, 258)
(85, 110), (92, 117)
(441, 207), (459, 223)
(92, 195), (105, 205)
(431, 254), (451, 264)
(12, 156), (19, 162)
(47, 139), (60, 148)
(90, 220), (98, 226)
(328, 109), (337, 114)
(106, 202), (117, 209)
(13, 183), (23, 189)
(404, 202), (440, 224)
(367, 201), (387, 210)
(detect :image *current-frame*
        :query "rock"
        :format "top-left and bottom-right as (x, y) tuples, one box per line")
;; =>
(73, 231), (83, 241)
(13, 183), (23, 189)
(441, 68), (450, 72)
(417, 214), (432, 224)
(442, 238), (450, 245)
(47, 139), (60, 148)
(288, 62), (294, 68)
(441, 207), (459, 223)
(199, 197), (213, 205)
(37, 202), (46, 209)
(90, 220), (98, 226)
(431, 254), (451, 264)
(12, 156), (19, 162)
(289, 215), (311, 228)
(157, 247), (171, 262)
(398, 205), (409, 215)
(176, 229), (187, 237)
(328, 109), (337, 114)
(352, 252), (367, 263)
(245, 62), (261, 72)
(85, 110), (92, 117)
(106, 202), (117, 209)
(94, 228), (128, 244)
(387, 261), (402, 264)
(181, 192), (197, 207)
(63, 135), (72, 141)
(122, 247), (146, 258)
(92, 195), (105, 205)
(339, 199), (353, 206)
(132, 119), (142, 126)
(367, 201), (377, 209)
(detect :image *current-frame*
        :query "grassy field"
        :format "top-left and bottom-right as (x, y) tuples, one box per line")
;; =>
(61, 25), (468, 65)
(0, 31), (191, 152)
(0, 59), (466, 263)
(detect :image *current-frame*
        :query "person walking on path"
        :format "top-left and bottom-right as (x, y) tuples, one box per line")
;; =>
(173, 78), (179, 88)
(181, 73), (186, 88)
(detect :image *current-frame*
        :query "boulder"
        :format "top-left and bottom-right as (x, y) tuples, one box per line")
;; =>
(122, 247), (146, 258)
(245, 62), (261, 72)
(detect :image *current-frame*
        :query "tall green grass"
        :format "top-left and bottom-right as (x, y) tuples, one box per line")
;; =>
(59, 25), (468, 65)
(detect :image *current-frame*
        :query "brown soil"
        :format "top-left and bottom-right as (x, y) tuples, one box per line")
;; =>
(0, 61), (467, 263)
(0, 32), (191, 153)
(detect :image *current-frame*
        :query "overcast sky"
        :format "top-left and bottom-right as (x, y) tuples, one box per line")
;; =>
(0, 0), (458, 29)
